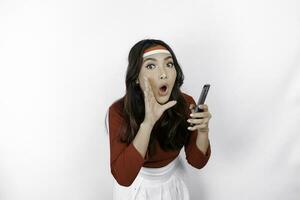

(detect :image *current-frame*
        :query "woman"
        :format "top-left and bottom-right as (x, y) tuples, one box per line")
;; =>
(106, 39), (212, 200)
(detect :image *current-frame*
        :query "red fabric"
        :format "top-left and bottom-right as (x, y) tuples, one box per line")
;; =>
(143, 44), (168, 53)
(108, 92), (211, 186)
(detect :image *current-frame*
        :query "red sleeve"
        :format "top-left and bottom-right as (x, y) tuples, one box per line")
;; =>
(108, 104), (145, 187)
(183, 94), (211, 169)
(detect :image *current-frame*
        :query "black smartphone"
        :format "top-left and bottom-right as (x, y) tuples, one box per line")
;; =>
(194, 84), (210, 113)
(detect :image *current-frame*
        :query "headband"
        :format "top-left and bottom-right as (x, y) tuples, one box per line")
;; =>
(143, 45), (171, 58)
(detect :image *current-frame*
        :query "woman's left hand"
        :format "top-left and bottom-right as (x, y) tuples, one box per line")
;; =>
(187, 104), (212, 133)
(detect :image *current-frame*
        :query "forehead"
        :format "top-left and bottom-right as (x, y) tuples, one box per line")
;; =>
(143, 53), (173, 62)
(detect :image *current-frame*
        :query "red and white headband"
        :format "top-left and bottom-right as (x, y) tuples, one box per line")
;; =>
(143, 45), (171, 58)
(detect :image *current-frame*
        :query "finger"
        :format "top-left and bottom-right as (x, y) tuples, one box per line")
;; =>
(189, 104), (197, 126)
(187, 118), (205, 124)
(203, 118), (209, 124)
(162, 100), (177, 111)
(189, 104), (196, 113)
(144, 77), (148, 92)
(144, 77), (153, 100)
(143, 77), (152, 105)
(145, 77), (155, 99)
(188, 123), (208, 131)
(190, 111), (210, 118)
(189, 104), (195, 110)
(143, 77), (148, 96)
(198, 104), (208, 112)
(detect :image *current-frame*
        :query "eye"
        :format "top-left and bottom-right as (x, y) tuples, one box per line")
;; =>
(167, 62), (174, 68)
(145, 63), (156, 69)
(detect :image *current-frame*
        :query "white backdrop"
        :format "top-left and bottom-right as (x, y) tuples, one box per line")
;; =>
(1, 0), (299, 199)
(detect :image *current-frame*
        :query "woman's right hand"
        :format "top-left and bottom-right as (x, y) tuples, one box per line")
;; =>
(142, 77), (177, 127)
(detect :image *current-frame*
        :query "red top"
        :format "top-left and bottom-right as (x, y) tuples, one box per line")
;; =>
(108, 92), (211, 186)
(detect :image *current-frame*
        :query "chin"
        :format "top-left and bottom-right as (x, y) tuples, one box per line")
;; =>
(156, 95), (171, 105)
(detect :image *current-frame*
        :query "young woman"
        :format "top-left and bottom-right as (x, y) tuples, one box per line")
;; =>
(106, 39), (212, 200)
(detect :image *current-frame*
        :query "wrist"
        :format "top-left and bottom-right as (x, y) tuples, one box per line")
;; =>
(197, 129), (209, 137)
(141, 121), (154, 130)
(196, 132), (209, 144)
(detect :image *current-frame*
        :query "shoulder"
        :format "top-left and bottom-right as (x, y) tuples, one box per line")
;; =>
(181, 91), (196, 105)
(108, 96), (125, 119)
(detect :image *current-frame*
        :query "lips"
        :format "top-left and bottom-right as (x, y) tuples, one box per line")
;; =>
(158, 83), (169, 96)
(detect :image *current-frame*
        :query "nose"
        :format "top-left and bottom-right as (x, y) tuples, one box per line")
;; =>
(159, 66), (167, 80)
(160, 73), (167, 79)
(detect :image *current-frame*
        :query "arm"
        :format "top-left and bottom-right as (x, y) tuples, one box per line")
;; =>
(185, 130), (211, 169)
(108, 105), (153, 187)
(109, 77), (177, 186)
(184, 95), (211, 169)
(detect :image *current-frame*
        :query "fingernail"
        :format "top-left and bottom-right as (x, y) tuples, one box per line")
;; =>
(190, 113), (194, 117)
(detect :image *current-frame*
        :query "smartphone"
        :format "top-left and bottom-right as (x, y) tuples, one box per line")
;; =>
(194, 84), (210, 113)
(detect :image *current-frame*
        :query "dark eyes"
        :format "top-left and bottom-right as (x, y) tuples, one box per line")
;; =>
(145, 62), (174, 69)
(167, 62), (174, 68)
(145, 64), (155, 69)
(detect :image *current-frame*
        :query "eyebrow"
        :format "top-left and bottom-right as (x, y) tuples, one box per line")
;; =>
(143, 55), (173, 62)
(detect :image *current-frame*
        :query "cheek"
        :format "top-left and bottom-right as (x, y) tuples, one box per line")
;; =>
(170, 70), (177, 81)
(139, 71), (155, 83)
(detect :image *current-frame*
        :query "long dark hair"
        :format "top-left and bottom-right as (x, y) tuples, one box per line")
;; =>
(112, 39), (191, 158)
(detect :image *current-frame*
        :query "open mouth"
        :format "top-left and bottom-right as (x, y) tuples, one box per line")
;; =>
(158, 84), (168, 95)
(160, 85), (167, 92)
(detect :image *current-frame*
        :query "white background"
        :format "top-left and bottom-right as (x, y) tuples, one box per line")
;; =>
(0, 0), (299, 199)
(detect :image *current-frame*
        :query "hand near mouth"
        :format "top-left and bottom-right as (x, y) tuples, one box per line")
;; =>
(142, 77), (177, 127)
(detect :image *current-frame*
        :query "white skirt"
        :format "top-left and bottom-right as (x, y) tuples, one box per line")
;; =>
(113, 157), (190, 200)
